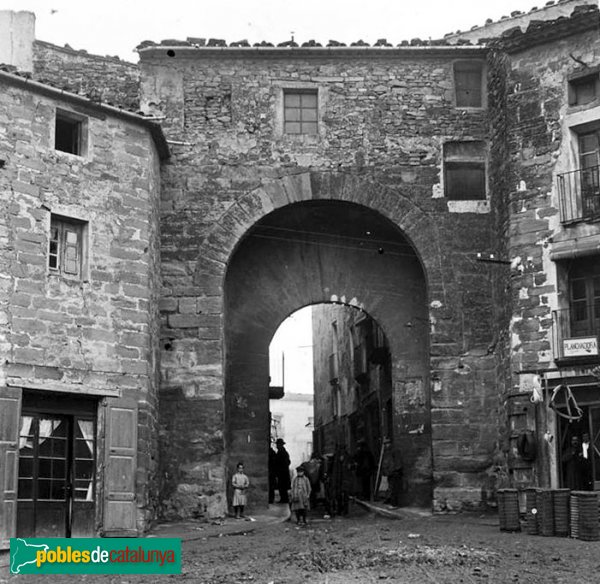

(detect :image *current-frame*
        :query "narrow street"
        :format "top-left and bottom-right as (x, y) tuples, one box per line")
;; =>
(2, 503), (598, 583)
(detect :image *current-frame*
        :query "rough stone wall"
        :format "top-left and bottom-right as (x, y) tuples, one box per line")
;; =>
(486, 48), (514, 497)
(33, 41), (140, 110)
(0, 77), (161, 529)
(139, 47), (500, 516)
(497, 10), (600, 489)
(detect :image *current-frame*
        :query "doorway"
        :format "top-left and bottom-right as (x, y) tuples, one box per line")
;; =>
(557, 396), (600, 491)
(17, 392), (97, 538)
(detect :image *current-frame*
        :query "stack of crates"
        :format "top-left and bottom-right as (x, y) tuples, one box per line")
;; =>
(497, 488), (521, 532)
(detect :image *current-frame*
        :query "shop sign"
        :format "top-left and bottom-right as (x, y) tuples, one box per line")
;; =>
(563, 336), (599, 357)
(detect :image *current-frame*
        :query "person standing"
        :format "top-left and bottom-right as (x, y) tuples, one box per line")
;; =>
(381, 439), (403, 506)
(290, 466), (312, 525)
(301, 453), (323, 508)
(268, 445), (277, 504)
(563, 435), (585, 491)
(232, 462), (250, 519)
(274, 438), (291, 503)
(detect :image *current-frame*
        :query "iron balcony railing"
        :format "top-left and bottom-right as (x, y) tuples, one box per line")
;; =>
(552, 306), (600, 362)
(557, 165), (600, 224)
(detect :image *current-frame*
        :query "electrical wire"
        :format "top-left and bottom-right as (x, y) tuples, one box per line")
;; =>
(248, 232), (421, 259)
(249, 231), (488, 270)
(256, 224), (417, 249)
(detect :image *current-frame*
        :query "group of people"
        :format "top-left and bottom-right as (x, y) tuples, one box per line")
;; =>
(232, 438), (403, 523)
(562, 432), (594, 491)
(232, 438), (313, 524)
(268, 438), (311, 524)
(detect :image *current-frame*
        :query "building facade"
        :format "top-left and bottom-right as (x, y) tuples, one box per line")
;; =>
(493, 4), (600, 494)
(0, 43), (168, 545)
(0, 1), (599, 544)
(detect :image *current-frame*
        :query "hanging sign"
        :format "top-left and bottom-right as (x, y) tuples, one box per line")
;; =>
(563, 337), (599, 357)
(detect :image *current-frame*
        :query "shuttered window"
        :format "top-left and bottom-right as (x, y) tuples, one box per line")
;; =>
(49, 216), (85, 278)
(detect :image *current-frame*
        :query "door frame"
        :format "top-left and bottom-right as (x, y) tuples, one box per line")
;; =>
(17, 391), (98, 538)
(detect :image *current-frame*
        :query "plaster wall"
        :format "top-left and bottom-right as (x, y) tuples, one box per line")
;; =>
(0, 11), (34, 72)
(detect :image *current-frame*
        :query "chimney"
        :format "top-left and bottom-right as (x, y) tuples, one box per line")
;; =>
(0, 11), (35, 72)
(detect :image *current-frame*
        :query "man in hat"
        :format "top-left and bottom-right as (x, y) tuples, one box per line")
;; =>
(274, 438), (291, 503)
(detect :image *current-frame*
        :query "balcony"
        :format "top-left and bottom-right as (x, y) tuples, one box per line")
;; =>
(552, 306), (600, 364)
(557, 165), (600, 224)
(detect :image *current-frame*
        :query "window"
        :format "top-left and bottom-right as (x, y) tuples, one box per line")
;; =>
(569, 257), (600, 338)
(578, 131), (600, 219)
(284, 90), (318, 135)
(569, 73), (599, 107)
(454, 61), (484, 108)
(557, 127), (600, 223)
(444, 141), (487, 200)
(55, 109), (87, 155)
(49, 215), (86, 277)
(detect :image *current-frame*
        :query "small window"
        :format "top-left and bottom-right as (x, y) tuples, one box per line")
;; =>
(284, 90), (318, 135)
(49, 215), (86, 278)
(55, 109), (87, 155)
(454, 61), (484, 108)
(569, 73), (599, 107)
(444, 141), (487, 200)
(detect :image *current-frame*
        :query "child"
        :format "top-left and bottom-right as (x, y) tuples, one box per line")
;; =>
(232, 462), (249, 519)
(290, 465), (312, 525)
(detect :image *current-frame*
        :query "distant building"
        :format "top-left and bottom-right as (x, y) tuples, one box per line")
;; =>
(270, 393), (314, 470)
(312, 304), (398, 499)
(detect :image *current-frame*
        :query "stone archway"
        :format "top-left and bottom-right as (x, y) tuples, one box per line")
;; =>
(224, 198), (431, 507)
(159, 169), (495, 518)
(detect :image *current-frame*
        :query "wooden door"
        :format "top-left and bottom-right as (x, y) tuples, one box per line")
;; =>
(16, 411), (97, 538)
(102, 398), (138, 536)
(0, 387), (22, 549)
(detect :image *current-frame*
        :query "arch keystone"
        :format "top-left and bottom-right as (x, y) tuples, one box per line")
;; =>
(282, 172), (312, 203)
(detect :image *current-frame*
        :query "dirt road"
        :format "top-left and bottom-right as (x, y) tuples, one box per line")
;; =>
(2, 503), (598, 583)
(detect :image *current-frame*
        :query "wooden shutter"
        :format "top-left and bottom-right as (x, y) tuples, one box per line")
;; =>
(102, 398), (138, 536)
(63, 227), (80, 275)
(0, 387), (22, 549)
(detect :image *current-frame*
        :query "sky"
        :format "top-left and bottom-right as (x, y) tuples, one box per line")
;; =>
(0, 0), (573, 63)
(269, 306), (313, 394)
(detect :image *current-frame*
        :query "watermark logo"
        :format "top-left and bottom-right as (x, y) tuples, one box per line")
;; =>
(10, 538), (181, 575)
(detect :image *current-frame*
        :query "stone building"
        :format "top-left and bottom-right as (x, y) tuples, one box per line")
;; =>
(0, 1), (599, 545)
(312, 305), (395, 500)
(491, 3), (600, 494)
(0, 55), (168, 545)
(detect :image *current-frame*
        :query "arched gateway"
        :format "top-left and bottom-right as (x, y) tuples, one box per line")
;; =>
(225, 196), (430, 507)
(159, 170), (497, 518)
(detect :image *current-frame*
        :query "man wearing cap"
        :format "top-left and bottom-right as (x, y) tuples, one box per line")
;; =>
(274, 438), (291, 503)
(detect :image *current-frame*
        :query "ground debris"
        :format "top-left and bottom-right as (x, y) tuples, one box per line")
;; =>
(286, 543), (500, 573)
